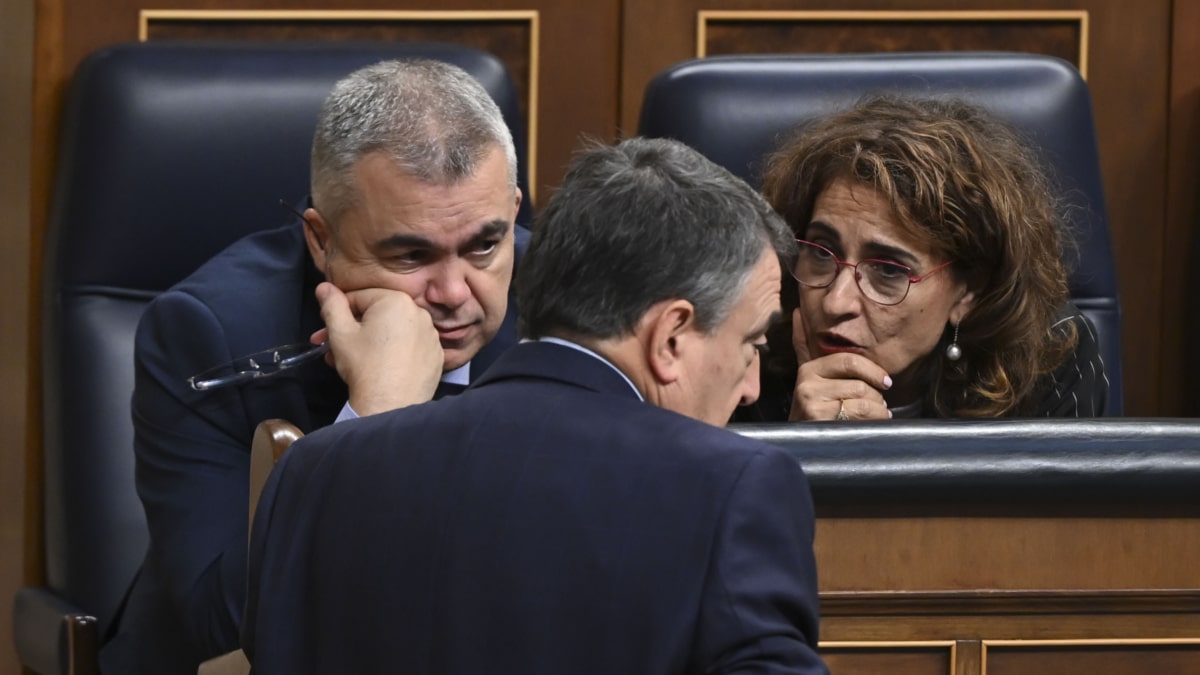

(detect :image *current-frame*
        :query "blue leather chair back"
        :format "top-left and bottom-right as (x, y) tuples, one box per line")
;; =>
(638, 52), (1122, 416)
(39, 40), (532, 639)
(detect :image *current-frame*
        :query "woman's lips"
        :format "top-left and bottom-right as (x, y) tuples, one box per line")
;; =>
(815, 333), (864, 355)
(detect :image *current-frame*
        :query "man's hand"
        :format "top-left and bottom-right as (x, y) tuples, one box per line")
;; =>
(314, 282), (444, 416)
(788, 307), (892, 421)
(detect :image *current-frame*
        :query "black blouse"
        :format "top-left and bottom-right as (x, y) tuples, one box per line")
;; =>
(1028, 309), (1109, 417)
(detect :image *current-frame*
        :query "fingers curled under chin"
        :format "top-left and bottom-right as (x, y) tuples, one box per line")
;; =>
(833, 398), (892, 420)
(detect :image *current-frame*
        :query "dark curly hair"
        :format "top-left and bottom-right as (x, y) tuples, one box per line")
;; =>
(760, 95), (1076, 417)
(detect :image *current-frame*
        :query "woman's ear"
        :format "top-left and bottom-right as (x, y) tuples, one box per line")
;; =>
(644, 299), (698, 385)
(302, 207), (331, 270)
(950, 289), (976, 325)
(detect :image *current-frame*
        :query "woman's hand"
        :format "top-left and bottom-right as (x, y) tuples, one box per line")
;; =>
(789, 307), (893, 421)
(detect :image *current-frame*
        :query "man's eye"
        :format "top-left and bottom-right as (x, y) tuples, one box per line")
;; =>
(388, 251), (430, 268)
(468, 239), (500, 259)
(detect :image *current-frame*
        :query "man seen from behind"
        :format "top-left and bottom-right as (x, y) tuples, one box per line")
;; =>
(244, 137), (829, 675)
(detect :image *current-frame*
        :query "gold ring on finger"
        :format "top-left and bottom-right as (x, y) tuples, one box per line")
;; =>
(835, 400), (849, 421)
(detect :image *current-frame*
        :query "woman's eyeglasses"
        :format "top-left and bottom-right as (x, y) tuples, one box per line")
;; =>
(792, 239), (952, 306)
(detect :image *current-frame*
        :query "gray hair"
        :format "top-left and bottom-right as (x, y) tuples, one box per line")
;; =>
(518, 137), (795, 339)
(311, 59), (517, 226)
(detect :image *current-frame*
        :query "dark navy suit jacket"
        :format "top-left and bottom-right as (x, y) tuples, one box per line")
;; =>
(100, 220), (530, 675)
(243, 341), (828, 675)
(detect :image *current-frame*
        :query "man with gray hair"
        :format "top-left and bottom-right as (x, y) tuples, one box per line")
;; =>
(102, 59), (529, 675)
(243, 137), (829, 675)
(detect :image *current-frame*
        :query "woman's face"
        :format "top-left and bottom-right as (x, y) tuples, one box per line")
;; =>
(796, 177), (975, 401)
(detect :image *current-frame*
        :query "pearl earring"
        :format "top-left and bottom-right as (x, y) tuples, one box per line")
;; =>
(945, 321), (962, 361)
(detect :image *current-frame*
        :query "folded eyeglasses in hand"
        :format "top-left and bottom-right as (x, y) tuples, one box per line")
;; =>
(188, 342), (330, 391)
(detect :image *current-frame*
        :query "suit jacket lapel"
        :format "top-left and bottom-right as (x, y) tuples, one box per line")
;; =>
(304, 253), (349, 426)
(434, 380), (467, 398)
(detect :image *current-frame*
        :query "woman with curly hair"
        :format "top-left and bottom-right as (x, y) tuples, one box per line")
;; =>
(745, 95), (1108, 421)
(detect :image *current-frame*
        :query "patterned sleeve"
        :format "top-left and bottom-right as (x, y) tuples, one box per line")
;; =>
(1035, 308), (1110, 417)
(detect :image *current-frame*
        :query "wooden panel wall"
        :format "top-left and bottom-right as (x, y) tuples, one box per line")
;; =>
(1164, 0), (1200, 416)
(698, 11), (1087, 70)
(813, 499), (1200, 675)
(1, 0), (35, 669)
(815, 509), (1200, 592)
(823, 642), (955, 675)
(983, 641), (1200, 675)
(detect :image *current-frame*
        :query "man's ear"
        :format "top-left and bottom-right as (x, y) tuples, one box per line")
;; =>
(643, 299), (699, 385)
(513, 186), (523, 220)
(302, 207), (331, 270)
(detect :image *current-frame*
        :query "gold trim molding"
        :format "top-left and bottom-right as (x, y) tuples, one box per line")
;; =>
(822, 640), (955, 675)
(138, 9), (540, 199)
(696, 10), (1089, 80)
(981, 638), (1200, 674)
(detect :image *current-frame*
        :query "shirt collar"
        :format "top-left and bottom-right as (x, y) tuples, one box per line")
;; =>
(442, 362), (470, 386)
